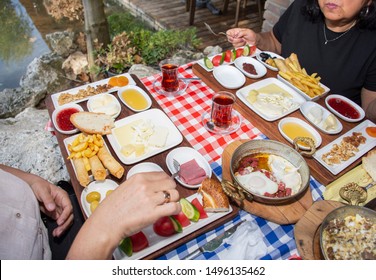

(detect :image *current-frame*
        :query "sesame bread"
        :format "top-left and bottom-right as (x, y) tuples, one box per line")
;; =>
(198, 178), (230, 212)
(362, 150), (376, 181)
(70, 112), (114, 135)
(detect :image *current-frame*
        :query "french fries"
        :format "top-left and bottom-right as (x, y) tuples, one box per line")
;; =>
(275, 53), (325, 98)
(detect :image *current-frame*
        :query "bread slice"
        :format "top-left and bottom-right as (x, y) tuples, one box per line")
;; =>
(198, 178), (230, 212)
(70, 112), (114, 135)
(362, 150), (376, 181)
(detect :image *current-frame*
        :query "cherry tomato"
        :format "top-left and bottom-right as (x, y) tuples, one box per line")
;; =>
(130, 231), (149, 252)
(191, 198), (208, 219)
(153, 216), (176, 237)
(211, 55), (223, 67)
(173, 211), (191, 227)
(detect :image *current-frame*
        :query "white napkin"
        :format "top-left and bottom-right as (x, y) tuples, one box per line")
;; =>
(217, 220), (268, 260)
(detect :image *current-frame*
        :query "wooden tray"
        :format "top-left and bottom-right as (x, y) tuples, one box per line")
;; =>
(294, 200), (344, 260)
(221, 139), (313, 224)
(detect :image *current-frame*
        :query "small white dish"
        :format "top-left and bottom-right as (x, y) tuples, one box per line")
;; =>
(80, 179), (118, 218)
(213, 65), (246, 89)
(152, 76), (188, 97)
(201, 109), (242, 135)
(166, 147), (212, 189)
(325, 94), (365, 123)
(300, 101), (343, 134)
(87, 93), (121, 118)
(277, 74), (330, 101)
(52, 103), (83, 134)
(234, 56), (267, 79)
(126, 162), (164, 180)
(256, 51), (284, 71)
(118, 85), (152, 112)
(278, 117), (322, 150)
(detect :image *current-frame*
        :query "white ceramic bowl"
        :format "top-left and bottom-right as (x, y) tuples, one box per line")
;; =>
(52, 103), (83, 134)
(234, 56), (267, 79)
(118, 85), (152, 112)
(126, 162), (164, 180)
(325, 94), (365, 122)
(87, 93), (121, 118)
(278, 117), (322, 150)
(255, 51), (284, 71)
(213, 65), (246, 89)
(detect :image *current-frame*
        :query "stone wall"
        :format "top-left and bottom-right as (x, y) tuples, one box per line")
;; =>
(261, 0), (294, 32)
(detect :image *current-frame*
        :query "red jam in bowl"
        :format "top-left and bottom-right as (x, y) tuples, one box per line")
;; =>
(327, 98), (360, 119)
(56, 108), (79, 131)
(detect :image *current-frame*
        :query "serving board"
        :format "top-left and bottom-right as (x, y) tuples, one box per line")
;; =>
(221, 139), (313, 225)
(294, 200), (344, 260)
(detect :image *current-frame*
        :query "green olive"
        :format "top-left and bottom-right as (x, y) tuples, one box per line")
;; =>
(86, 191), (101, 203)
(90, 200), (99, 213)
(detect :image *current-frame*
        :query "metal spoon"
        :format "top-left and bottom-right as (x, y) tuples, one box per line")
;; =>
(204, 22), (227, 37)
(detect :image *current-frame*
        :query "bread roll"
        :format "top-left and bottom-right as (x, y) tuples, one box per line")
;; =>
(70, 112), (114, 135)
(73, 158), (90, 187)
(362, 150), (376, 181)
(198, 178), (230, 212)
(97, 147), (124, 179)
(89, 155), (106, 181)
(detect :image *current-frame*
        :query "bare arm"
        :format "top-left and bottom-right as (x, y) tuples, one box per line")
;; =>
(226, 28), (282, 54)
(362, 88), (376, 122)
(66, 172), (181, 259)
(0, 164), (73, 237)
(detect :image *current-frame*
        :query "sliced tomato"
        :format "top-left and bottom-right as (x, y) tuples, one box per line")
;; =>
(130, 231), (149, 253)
(236, 48), (244, 58)
(173, 211), (191, 227)
(153, 216), (176, 237)
(211, 55), (222, 67)
(191, 198), (208, 219)
(224, 50), (232, 63)
(249, 45), (257, 56)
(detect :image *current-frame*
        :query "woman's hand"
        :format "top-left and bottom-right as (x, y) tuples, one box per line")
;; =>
(227, 28), (257, 48)
(30, 180), (74, 237)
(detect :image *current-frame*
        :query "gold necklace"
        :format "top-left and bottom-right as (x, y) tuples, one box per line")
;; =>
(323, 21), (356, 45)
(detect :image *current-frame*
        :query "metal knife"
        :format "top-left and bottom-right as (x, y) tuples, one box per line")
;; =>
(183, 220), (244, 260)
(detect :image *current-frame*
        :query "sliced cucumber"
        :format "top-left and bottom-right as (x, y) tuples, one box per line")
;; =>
(204, 57), (214, 69)
(180, 198), (200, 222)
(243, 45), (250, 56)
(231, 49), (237, 61)
(169, 216), (183, 233)
(119, 237), (132, 257)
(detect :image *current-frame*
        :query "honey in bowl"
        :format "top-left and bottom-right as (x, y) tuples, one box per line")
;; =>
(281, 122), (315, 147)
(121, 88), (149, 111)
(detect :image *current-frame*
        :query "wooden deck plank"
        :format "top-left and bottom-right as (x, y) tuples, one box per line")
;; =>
(117, 0), (264, 51)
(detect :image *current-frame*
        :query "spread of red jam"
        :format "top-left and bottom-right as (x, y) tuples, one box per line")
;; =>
(56, 108), (79, 131)
(327, 98), (360, 119)
(243, 63), (257, 75)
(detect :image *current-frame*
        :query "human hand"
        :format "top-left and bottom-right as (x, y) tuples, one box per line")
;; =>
(226, 28), (257, 48)
(91, 172), (181, 242)
(30, 180), (74, 237)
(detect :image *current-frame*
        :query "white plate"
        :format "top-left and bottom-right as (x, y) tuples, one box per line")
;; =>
(107, 108), (183, 165)
(126, 162), (164, 180)
(112, 192), (233, 260)
(213, 65), (246, 89)
(300, 101), (343, 134)
(234, 56), (267, 79)
(236, 77), (306, 121)
(118, 85), (152, 112)
(325, 94), (365, 122)
(51, 103), (84, 134)
(196, 47), (260, 72)
(256, 51), (284, 71)
(277, 74), (330, 101)
(278, 117), (322, 150)
(313, 120), (376, 175)
(166, 147), (212, 189)
(86, 93), (121, 119)
(63, 134), (111, 182)
(51, 73), (136, 108)
(80, 179), (118, 218)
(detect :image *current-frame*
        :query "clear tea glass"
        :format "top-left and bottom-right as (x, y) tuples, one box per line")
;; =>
(159, 59), (179, 92)
(210, 91), (236, 128)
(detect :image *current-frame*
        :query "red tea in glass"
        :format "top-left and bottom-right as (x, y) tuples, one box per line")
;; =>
(161, 63), (179, 92)
(211, 92), (235, 128)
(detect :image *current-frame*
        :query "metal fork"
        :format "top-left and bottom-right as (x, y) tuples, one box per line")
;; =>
(171, 159), (180, 178)
(204, 22), (227, 37)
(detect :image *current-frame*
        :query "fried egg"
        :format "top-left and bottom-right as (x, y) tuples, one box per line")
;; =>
(268, 155), (302, 194)
(235, 170), (278, 196)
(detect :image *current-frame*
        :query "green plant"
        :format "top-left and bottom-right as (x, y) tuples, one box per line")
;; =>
(107, 12), (151, 36)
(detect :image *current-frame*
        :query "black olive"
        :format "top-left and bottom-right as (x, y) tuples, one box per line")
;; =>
(260, 52), (271, 59)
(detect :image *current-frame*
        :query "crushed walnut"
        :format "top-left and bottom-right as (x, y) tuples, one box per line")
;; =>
(322, 132), (366, 165)
(57, 84), (114, 105)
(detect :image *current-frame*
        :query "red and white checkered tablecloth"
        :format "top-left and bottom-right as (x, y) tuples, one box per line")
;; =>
(140, 63), (264, 167)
